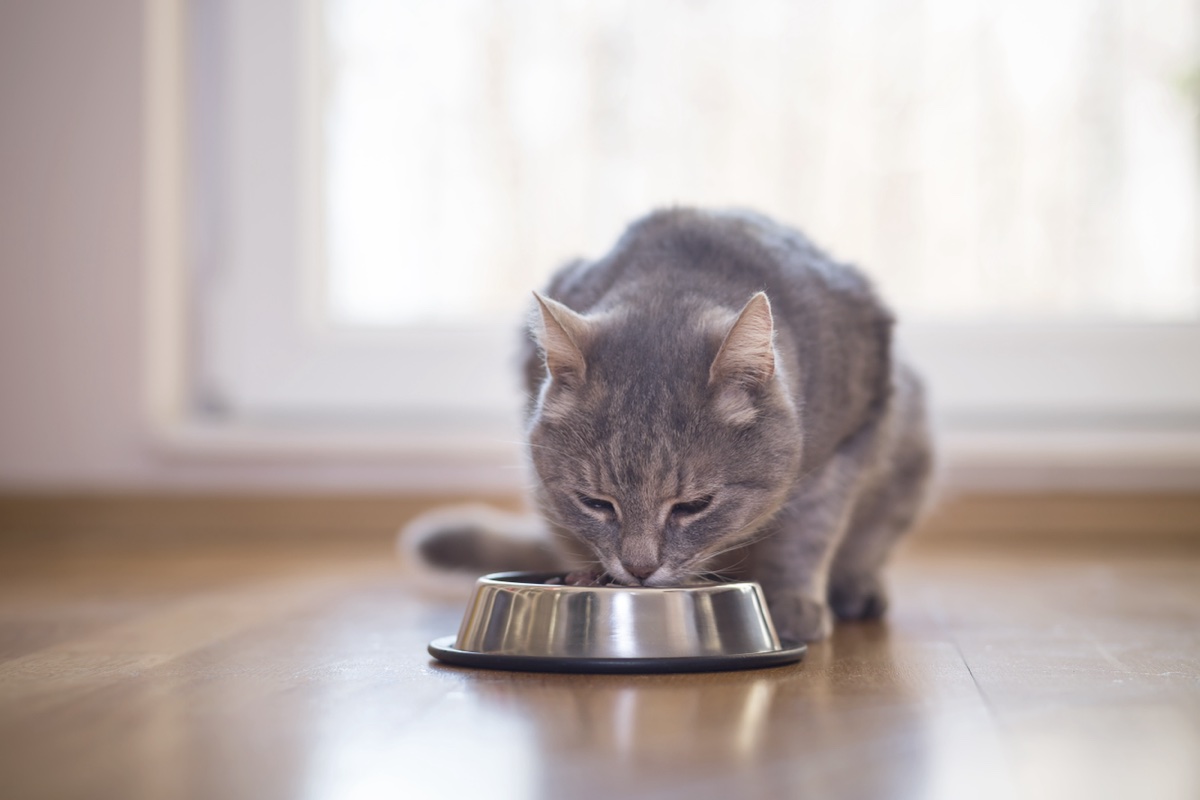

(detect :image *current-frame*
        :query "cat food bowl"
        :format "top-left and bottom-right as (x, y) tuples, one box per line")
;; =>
(428, 571), (806, 673)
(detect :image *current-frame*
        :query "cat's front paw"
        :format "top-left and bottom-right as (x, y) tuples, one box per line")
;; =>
(829, 572), (889, 621)
(767, 592), (832, 642)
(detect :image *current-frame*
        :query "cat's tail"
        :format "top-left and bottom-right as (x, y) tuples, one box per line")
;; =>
(397, 504), (568, 599)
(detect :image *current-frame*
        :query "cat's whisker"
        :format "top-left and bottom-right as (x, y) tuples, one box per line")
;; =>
(690, 524), (779, 567)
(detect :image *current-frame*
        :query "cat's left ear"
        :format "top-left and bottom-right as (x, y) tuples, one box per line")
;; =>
(532, 292), (590, 387)
(709, 291), (776, 389)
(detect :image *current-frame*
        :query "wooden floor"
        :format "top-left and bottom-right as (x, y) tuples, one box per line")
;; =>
(1, 542), (1198, 800)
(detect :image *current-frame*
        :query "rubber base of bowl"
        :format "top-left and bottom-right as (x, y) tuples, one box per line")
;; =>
(427, 636), (807, 674)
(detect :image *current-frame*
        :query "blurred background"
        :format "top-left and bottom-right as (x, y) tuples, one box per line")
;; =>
(1, 0), (1199, 534)
(3, 7), (1198, 798)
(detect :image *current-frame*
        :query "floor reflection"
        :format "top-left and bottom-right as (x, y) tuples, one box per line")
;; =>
(431, 621), (961, 799)
(468, 668), (781, 766)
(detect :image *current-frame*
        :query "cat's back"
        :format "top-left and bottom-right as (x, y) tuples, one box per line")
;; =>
(543, 208), (882, 322)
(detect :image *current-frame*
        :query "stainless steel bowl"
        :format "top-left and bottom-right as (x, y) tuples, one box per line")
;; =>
(428, 572), (806, 673)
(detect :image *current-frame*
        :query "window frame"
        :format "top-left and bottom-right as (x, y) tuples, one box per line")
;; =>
(147, 0), (1200, 491)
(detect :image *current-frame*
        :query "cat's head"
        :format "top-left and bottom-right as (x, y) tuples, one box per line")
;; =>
(526, 291), (803, 586)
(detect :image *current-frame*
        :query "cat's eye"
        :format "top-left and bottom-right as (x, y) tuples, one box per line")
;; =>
(578, 495), (616, 514)
(671, 496), (713, 517)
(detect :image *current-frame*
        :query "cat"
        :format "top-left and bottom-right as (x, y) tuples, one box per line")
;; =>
(404, 207), (932, 642)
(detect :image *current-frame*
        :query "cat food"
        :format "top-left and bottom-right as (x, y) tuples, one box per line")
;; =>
(544, 570), (617, 587)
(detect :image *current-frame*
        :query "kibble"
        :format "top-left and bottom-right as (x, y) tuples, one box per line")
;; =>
(544, 570), (618, 587)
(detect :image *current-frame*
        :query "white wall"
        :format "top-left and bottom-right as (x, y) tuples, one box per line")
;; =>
(0, 0), (507, 491)
(0, 0), (152, 488)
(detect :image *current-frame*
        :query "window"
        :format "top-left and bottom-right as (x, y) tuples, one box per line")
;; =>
(179, 0), (1200, 484)
(323, 0), (1200, 325)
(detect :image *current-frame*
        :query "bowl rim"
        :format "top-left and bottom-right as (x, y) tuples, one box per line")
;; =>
(477, 570), (757, 592)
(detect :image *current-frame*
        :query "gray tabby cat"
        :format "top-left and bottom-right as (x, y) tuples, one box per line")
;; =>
(412, 208), (932, 641)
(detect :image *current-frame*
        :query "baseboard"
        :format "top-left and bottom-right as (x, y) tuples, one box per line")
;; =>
(913, 491), (1200, 549)
(0, 493), (525, 555)
(0, 491), (1197, 555)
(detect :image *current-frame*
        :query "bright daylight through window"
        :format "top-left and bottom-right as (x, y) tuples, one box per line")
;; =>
(192, 0), (1200, 447)
(322, 0), (1199, 328)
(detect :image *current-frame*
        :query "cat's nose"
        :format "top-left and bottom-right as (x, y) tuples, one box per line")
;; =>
(622, 560), (658, 581)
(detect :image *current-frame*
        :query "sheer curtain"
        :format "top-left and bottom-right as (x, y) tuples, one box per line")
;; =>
(322, 0), (1200, 327)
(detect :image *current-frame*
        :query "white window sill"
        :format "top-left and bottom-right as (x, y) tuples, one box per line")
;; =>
(149, 418), (1200, 493)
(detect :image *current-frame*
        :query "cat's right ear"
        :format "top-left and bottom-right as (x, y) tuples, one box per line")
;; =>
(709, 292), (777, 426)
(710, 292), (776, 388)
(532, 292), (589, 387)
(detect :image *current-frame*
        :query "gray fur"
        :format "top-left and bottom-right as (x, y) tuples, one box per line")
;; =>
(412, 207), (932, 641)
